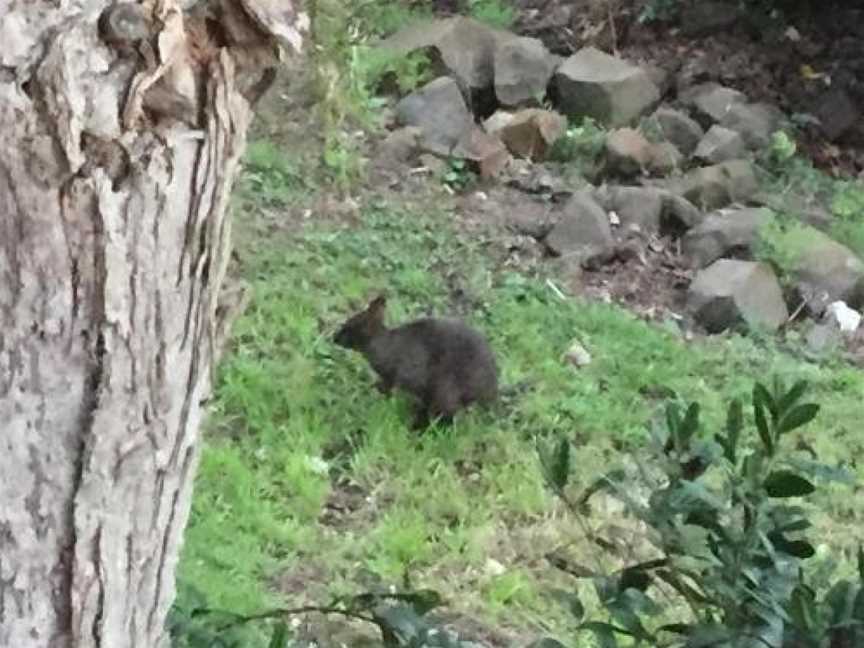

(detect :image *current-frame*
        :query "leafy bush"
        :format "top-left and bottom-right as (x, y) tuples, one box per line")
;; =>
(537, 377), (861, 648)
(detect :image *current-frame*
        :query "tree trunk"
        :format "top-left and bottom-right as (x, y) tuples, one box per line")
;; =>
(0, 2), (305, 646)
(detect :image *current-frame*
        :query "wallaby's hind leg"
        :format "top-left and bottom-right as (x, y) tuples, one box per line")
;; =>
(427, 380), (460, 428)
(411, 406), (431, 431)
(375, 377), (394, 395)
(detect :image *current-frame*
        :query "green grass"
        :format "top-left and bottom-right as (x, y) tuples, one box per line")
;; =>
(468, 0), (518, 28)
(174, 141), (864, 646)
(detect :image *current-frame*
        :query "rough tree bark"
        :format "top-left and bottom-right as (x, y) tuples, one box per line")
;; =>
(0, 1), (306, 646)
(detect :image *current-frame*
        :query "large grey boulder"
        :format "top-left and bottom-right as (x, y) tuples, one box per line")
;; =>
(789, 229), (864, 310)
(554, 47), (660, 127)
(652, 107), (704, 155)
(719, 102), (783, 149)
(379, 17), (509, 96)
(395, 77), (473, 156)
(693, 125), (746, 164)
(667, 159), (759, 210)
(604, 128), (651, 178)
(494, 36), (559, 107)
(680, 82), (746, 126)
(682, 207), (774, 268)
(594, 185), (702, 234)
(597, 186), (665, 232)
(489, 108), (567, 160)
(452, 126), (511, 178)
(688, 260), (788, 333)
(544, 191), (615, 265)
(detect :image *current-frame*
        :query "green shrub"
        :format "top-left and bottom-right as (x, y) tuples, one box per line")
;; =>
(537, 377), (861, 648)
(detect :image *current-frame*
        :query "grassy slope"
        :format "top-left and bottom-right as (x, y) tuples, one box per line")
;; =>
(173, 138), (864, 646)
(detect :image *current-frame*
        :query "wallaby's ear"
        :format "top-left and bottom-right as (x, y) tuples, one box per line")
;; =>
(368, 294), (387, 311)
(367, 294), (387, 324)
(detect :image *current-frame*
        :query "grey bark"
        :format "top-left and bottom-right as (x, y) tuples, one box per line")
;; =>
(0, 1), (306, 647)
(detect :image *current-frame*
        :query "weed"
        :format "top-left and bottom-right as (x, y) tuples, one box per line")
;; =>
(442, 158), (476, 191)
(547, 118), (607, 173)
(766, 130), (798, 167)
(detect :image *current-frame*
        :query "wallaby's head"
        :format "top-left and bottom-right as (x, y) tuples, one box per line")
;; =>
(333, 295), (388, 350)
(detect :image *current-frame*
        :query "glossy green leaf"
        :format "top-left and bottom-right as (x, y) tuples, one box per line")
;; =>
(777, 403), (820, 435)
(858, 545), (864, 585)
(764, 471), (815, 497)
(581, 621), (620, 648)
(539, 438), (571, 492)
(718, 398), (743, 464)
(777, 379), (809, 413)
(754, 382), (778, 421)
(789, 585), (817, 632)
(753, 398), (774, 455)
(681, 402), (701, 445)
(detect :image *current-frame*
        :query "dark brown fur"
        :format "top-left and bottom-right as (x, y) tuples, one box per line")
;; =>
(333, 295), (499, 429)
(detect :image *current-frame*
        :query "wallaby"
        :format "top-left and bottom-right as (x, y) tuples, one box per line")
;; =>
(333, 295), (499, 430)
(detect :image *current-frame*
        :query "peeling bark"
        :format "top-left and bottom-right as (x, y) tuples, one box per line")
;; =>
(0, 1), (305, 646)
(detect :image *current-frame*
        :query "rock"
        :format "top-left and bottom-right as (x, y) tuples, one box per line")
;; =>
(484, 110), (515, 134)
(417, 153), (449, 175)
(376, 127), (422, 168)
(688, 260), (788, 333)
(379, 17), (507, 97)
(790, 230), (864, 309)
(826, 301), (862, 333)
(492, 108), (567, 160)
(503, 160), (578, 200)
(680, 82), (747, 126)
(563, 340), (592, 367)
(693, 125), (747, 163)
(598, 186), (665, 233)
(519, 4), (578, 55)
(544, 191), (615, 266)
(680, 0), (739, 36)
(668, 159), (759, 210)
(554, 46), (660, 127)
(494, 36), (559, 107)
(395, 77), (473, 156)
(682, 207), (774, 268)
(805, 322), (842, 354)
(452, 126), (511, 178)
(604, 128), (651, 177)
(662, 191), (704, 231)
(675, 57), (714, 94)
(652, 107), (705, 155)
(813, 88), (860, 141)
(719, 102), (783, 149)
(641, 63), (672, 97)
(647, 141), (684, 175)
